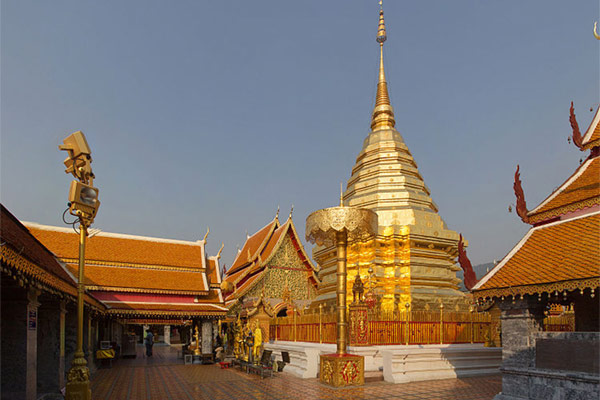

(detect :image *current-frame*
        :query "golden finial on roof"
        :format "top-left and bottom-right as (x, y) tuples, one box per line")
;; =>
(371, 0), (396, 131)
(203, 227), (210, 242)
(216, 242), (224, 259)
(289, 204), (294, 219)
(594, 22), (600, 40)
(339, 182), (344, 207)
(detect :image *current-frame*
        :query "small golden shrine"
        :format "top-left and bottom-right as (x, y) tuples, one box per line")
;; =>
(221, 210), (319, 339)
(312, 3), (467, 312)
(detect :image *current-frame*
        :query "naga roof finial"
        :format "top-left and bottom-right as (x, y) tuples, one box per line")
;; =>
(569, 102), (584, 151)
(458, 234), (478, 291)
(594, 21), (600, 40)
(513, 165), (530, 224)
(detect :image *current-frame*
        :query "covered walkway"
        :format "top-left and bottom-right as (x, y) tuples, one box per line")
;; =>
(91, 345), (501, 400)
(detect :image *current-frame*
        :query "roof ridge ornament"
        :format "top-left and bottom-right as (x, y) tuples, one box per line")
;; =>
(458, 234), (478, 291)
(594, 21), (600, 40)
(289, 204), (294, 219)
(569, 102), (584, 151)
(203, 227), (210, 242)
(216, 242), (224, 259)
(513, 165), (530, 224)
(275, 205), (280, 220)
(370, 0), (396, 131)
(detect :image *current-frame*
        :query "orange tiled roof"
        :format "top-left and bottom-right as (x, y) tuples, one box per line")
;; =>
(1, 205), (105, 310)
(26, 224), (206, 269)
(473, 213), (600, 296)
(582, 106), (600, 150)
(528, 157), (600, 223)
(227, 219), (278, 274)
(65, 263), (208, 294)
(225, 271), (264, 302)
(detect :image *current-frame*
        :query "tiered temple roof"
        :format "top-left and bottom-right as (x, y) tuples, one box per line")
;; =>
(222, 214), (318, 309)
(25, 222), (226, 318)
(472, 106), (600, 299)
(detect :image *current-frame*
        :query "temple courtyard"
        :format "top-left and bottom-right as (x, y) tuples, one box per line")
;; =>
(90, 345), (501, 400)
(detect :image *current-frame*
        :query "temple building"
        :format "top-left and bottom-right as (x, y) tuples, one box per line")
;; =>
(312, 8), (466, 311)
(221, 211), (319, 327)
(1, 205), (106, 400)
(25, 221), (227, 365)
(471, 104), (600, 399)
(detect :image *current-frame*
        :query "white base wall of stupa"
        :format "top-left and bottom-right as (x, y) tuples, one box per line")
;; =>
(264, 341), (501, 383)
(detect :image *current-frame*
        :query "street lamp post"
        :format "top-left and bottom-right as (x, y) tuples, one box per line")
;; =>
(59, 131), (100, 400)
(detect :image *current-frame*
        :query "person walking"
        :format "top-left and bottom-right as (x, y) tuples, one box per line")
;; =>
(145, 329), (154, 357)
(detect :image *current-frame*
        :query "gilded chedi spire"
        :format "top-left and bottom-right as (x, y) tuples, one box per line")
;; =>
(371, 7), (395, 131)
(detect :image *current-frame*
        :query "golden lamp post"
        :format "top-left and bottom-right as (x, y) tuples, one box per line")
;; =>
(306, 191), (377, 387)
(59, 131), (100, 400)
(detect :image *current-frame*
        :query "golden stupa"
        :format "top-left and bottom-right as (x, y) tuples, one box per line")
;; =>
(312, 6), (467, 312)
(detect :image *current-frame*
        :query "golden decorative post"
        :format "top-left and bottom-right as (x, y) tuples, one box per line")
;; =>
(404, 303), (410, 345)
(319, 304), (323, 344)
(469, 306), (474, 344)
(293, 306), (297, 342)
(439, 303), (444, 345)
(59, 131), (100, 400)
(306, 194), (377, 387)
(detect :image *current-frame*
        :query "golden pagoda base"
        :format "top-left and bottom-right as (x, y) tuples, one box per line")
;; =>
(319, 354), (364, 387)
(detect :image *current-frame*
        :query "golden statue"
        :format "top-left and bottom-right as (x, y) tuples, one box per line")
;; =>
(193, 325), (201, 356)
(252, 320), (263, 364)
(233, 317), (243, 358)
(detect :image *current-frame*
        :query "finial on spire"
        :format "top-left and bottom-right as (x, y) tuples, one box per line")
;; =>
(289, 204), (294, 219)
(371, 1), (396, 131)
(275, 205), (280, 220)
(339, 182), (344, 207)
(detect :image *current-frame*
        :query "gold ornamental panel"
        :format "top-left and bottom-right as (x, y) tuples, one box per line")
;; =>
(306, 206), (378, 246)
(319, 354), (364, 387)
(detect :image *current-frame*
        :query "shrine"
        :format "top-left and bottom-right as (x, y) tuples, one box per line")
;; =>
(221, 210), (319, 339)
(471, 102), (600, 399)
(311, 1), (467, 313)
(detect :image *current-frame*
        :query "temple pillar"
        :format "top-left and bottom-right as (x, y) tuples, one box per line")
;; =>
(494, 297), (545, 400)
(1, 283), (40, 400)
(59, 301), (67, 389)
(36, 297), (63, 396)
(64, 303), (77, 377)
(201, 320), (213, 355)
(164, 325), (171, 345)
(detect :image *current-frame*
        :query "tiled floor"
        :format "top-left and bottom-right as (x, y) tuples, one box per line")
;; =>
(91, 345), (502, 400)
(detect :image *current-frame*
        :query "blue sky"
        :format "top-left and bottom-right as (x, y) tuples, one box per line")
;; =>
(1, 1), (598, 272)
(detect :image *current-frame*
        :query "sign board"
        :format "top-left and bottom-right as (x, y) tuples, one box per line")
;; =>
(28, 310), (37, 330)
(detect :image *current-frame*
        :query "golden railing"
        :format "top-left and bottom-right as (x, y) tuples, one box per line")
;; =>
(543, 314), (575, 332)
(269, 310), (492, 345)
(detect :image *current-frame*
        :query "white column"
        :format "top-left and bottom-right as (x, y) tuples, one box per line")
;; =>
(163, 325), (171, 345)
(201, 320), (212, 354)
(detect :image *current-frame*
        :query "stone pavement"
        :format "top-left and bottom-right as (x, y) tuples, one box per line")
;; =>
(91, 345), (501, 400)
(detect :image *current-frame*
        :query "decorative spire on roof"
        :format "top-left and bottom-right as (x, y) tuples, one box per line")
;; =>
(216, 242), (224, 259)
(203, 227), (210, 242)
(339, 182), (344, 207)
(275, 205), (280, 220)
(371, 1), (396, 131)
(594, 21), (600, 40)
(289, 204), (294, 219)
